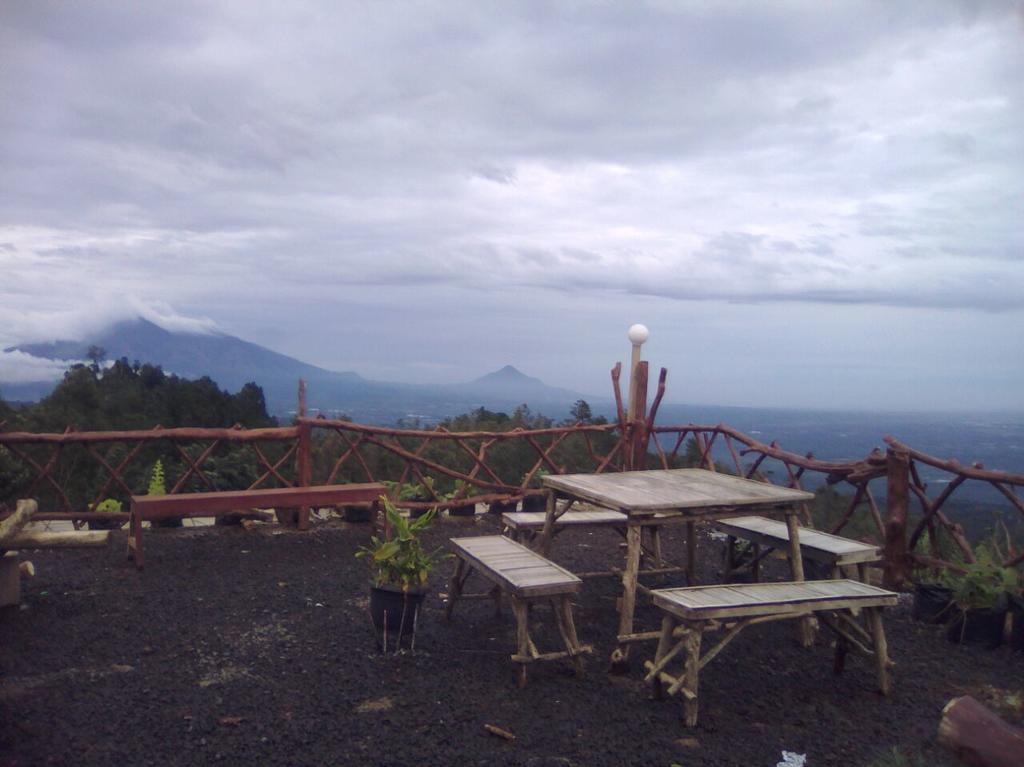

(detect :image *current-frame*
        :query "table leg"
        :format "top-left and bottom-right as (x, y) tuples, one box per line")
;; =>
(537, 490), (557, 557)
(686, 521), (697, 585)
(613, 524), (643, 665)
(785, 510), (814, 646)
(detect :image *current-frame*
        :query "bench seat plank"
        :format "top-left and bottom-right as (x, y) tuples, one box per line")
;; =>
(502, 510), (628, 530)
(714, 515), (880, 566)
(450, 535), (581, 598)
(653, 579), (897, 621)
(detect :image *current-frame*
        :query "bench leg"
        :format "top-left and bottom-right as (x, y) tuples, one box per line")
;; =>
(752, 543), (761, 582)
(512, 597), (530, 688)
(651, 614), (676, 699)
(681, 628), (702, 727)
(551, 597), (585, 675)
(444, 558), (468, 621)
(866, 607), (891, 695)
(833, 630), (849, 675)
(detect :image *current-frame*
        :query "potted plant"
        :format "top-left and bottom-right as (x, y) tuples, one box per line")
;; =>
(521, 468), (551, 513)
(146, 460), (182, 528)
(443, 479), (477, 518)
(945, 550), (1018, 648)
(386, 477), (438, 519)
(88, 498), (126, 531)
(356, 497), (444, 651)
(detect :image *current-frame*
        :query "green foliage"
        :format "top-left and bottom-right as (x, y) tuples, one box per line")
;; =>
(94, 498), (123, 513)
(147, 460), (166, 496)
(385, 477), (437, 502)
(356, 497), (445, 591)
(0, 360), (278, 511)
(943, 543), (1019, 610)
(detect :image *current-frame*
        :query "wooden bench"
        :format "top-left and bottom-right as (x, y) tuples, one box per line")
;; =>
(645, 579), (898, 726)
(127, 484), (385, 568)
(714, 515), (881, 582)
(502, 509), (678, 578)
(502, 509), (628, 542)
(445, 535), (592, 686)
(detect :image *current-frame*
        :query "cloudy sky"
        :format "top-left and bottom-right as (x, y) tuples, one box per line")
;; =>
(1, 1), (1022, 412)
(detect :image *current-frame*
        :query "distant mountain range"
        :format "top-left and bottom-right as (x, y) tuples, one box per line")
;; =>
(3, 318), (586, 423)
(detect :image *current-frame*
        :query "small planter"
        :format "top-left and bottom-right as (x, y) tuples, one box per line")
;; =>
(275, 508), (299, 526)
(947, 606), (1007, 649)
(447, 502), (476, 518)
(408, 504), (432, 520)
(87, 517), (125, 531)
(150, 517), (183, 529)
(913, 583), (954, 624)
(521, 495), (547, 513)
(488, 500), (518, 515)
(1009, 594), (1024, 652)
(214, 515), (242, 526)
(369, 584), (426, 649)
(341, 505), (372, 523)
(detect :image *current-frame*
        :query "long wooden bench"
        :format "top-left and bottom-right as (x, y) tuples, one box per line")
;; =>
(502, 509), (627, 542)
(127, 484), (385, 568)
(502, 509), (679, 578)
(445, 535), (592, 686)
(713, 515), (881, 582)
(645, 579), (898, 727)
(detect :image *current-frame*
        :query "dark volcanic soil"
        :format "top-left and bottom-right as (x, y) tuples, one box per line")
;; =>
(1, 514), (1021, 767)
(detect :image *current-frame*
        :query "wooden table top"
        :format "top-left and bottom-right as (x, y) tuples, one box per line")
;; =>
(542, 468), (813, 515)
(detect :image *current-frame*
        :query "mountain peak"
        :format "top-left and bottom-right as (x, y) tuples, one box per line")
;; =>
(473, 365), (542, 386)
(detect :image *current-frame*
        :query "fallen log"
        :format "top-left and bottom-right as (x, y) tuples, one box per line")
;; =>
(3, 530), (111, 549)
(0, 499), (38, 546)
(938, 695), (1024, 767)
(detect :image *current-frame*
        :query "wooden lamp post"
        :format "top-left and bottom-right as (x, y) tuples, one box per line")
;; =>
(626, 324), (649, 470)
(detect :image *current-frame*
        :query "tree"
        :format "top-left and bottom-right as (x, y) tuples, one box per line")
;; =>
(569, 399), (593, 424)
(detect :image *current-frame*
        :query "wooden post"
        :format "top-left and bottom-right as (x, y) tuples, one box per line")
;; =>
(629, 362), (649, 471)
(883, 449), (911, 589)
(296, 380), (312, 531)
(625, 324), (649, 471)
(938, 696), (1024, 767)
(0, 499), (37, 546)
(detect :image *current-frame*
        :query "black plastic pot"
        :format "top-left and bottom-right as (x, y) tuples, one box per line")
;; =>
(521, 495), (547, 513)
(369, 584), (426, 641)
(150, 517), (183, 528)
(341, 505), (372, 523)
(275, 508), (299, 526)
(488, 500), (518, 515)
(214, 515), (242, 526)
(1009, 594), (1024, 652)
(87, 517), (124, 531)
(913, 583), (954, 623)
(447, 502), (476, 518)
(947, 606), (1007, 649)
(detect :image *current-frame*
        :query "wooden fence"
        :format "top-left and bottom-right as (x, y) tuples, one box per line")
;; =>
(1, 365), (1021, 587)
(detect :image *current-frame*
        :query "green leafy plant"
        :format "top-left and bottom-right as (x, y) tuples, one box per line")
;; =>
(944, 545), (1019, 610)
(147, 460), (166, 496)
(93, 498), (123, 513)
(442, 479), (475, 502)
(356, 497), (445, 592)
(385, 477), (436, 502)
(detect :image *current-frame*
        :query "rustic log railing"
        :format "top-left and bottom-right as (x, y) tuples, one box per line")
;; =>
(1, 369), (1021, 586)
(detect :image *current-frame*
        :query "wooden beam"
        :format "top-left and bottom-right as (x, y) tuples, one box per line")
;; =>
(4, 530), (110, 549)
(0, 500), (37, 546)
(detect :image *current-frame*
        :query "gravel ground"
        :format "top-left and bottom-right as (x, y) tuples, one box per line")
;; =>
(1, 513), (1021, 767)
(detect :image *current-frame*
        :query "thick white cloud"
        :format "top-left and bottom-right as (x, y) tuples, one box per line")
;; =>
(0, 1), (1021, 409)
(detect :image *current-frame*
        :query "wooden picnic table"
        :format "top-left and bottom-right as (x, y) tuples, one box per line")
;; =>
(538, 468), (814, 663)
